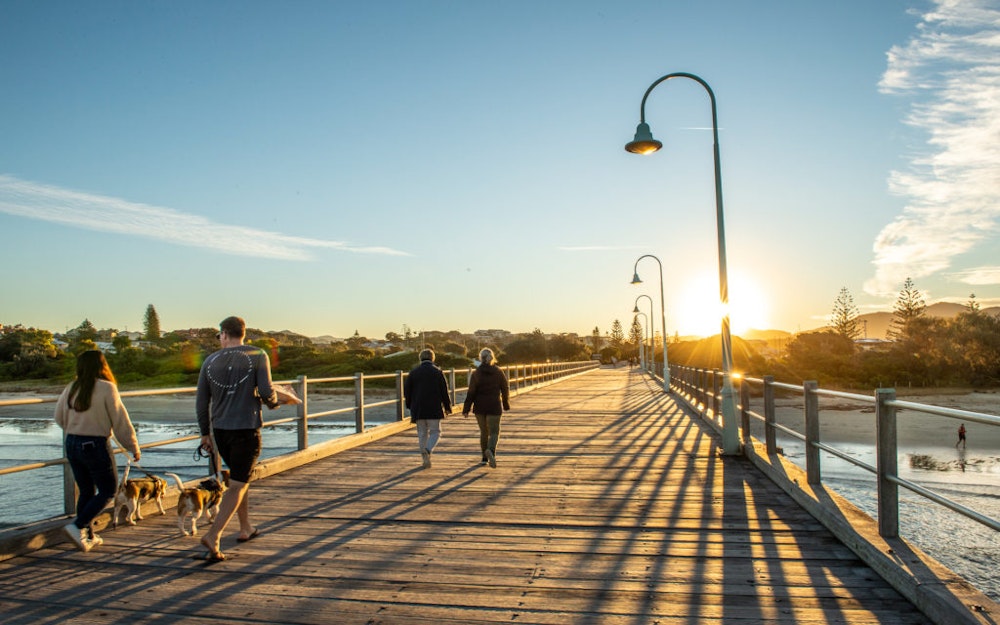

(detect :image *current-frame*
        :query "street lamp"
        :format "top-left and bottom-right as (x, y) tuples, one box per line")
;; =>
(633, 310), (647, 370)
(631, 254), (669, 393)
(625, 71), (739, 455)
(633, 294), (654, 374)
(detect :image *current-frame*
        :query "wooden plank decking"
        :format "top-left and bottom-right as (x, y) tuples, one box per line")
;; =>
(0, 367), (933, 624)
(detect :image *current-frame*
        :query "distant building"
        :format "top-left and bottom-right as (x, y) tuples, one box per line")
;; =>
(474, 329), (512, 342)
(855, 338), (892, 351)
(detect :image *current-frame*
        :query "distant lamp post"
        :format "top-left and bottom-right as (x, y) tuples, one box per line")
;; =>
(633, 294), (654, 374)
(625, 71), (739, 455)
(631, 255), (669, 393)
(633, 310), (648, 370)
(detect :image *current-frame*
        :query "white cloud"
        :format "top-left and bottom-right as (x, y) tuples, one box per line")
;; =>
(952, 265), (1000, 285)
(866, 0), (1000, 296)
(0, 175), (409, 260)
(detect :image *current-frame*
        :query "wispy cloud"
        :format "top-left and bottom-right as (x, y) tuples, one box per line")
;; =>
(951, 265), (1000, 285)
(557, 245), (644, 252)
(865, 0), (1000, 296)
(0, 175), (409, 260)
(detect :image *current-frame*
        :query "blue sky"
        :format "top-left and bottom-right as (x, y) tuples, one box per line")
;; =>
(2, 1), (998, 340)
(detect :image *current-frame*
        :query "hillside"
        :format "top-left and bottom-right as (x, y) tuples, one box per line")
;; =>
(802, 303), (1000, 340)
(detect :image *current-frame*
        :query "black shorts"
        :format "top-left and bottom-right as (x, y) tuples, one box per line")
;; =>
(213, 428), (261, 483)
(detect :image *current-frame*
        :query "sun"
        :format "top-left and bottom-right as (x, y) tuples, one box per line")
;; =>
(670, 271), (769, 338)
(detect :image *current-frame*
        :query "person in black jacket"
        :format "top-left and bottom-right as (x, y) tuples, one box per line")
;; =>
(404, 349), (452, 469)
(462, 348), (510, 468)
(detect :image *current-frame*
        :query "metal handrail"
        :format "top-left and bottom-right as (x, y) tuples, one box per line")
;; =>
(669, 363), (1000, 538)
(0, 359), (599, 518)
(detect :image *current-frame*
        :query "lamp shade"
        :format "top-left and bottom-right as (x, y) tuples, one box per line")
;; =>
(625, 122), (662, 154)
(630, 272), (642, 285)
(632, 305), (640, 313)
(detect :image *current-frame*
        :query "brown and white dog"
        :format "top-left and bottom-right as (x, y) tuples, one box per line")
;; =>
(166, 471), (229, 536)
(113, 464), (168, 528)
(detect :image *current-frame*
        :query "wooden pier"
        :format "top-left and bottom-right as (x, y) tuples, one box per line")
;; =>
(0, 367), (984, 623)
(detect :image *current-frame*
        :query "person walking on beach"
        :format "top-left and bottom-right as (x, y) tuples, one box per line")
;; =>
(404, 348), (452, 469)
(195, 316), (279, 561)
(463, 348), (510, 468)
(956, 423), (967, 449)
(54, 350), (141, 552)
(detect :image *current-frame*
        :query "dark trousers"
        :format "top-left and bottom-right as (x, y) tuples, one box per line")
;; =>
(65, 434), (117, 530)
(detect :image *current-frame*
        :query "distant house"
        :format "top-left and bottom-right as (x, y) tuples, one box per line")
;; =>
(95, 341), (117, 354)
(855, 338), (892, 351)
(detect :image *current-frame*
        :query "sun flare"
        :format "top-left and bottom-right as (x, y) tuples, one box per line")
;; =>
(670, 271), (769, 338)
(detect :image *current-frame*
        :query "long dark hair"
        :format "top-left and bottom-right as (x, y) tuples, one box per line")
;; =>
(68, 350), (117, 412)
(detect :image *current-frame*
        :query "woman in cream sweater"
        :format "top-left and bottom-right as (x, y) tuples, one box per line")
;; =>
(54, 350), (140, 552)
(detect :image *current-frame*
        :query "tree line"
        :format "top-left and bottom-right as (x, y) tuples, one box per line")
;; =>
(3, 284), (998, 390)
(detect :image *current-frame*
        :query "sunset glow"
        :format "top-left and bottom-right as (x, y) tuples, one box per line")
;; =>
(672, 271), (770, 338)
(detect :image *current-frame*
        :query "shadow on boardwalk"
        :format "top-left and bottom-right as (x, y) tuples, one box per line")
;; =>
(0, 368), (933, 624)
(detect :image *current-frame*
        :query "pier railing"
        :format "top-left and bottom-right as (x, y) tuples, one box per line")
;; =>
(668, 364), (1000, 538)
(0, 359), (598, 521)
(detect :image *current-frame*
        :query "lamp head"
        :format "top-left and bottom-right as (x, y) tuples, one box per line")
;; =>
(625, 122), (662, 155)
(630, 271), (643, 285)
(632, 305), (640, 314)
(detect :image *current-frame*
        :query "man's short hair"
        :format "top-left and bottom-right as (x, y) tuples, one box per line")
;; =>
(419, 348), (435, 362)
(219, 316), (246, 339)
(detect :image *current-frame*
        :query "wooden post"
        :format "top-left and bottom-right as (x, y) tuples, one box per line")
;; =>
(354, 372), (365, 433)
(876, 388), (899, 538)
(712, 369), (721, 423)
(739, 377), (750, 446)
(395, 371), (405, 421)
(804, 380), (820, 485)
(296, 375), (308, 450)
(448, 368), (457, 408)
(63, 459), (76, 516)
(763, 376), (776, 454)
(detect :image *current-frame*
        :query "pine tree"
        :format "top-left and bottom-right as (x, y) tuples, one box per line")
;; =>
(610, 319), (625, 351)
(589, 326), (602, 352)
(888, 277), (925, 340)
(831, 287), (861, 340)
(628, 316), (643, 346)
(143, 305), (161, 341)
(965, 293), (980, 314)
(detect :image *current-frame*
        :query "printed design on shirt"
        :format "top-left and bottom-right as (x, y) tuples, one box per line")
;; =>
(204, 348), (255, 393)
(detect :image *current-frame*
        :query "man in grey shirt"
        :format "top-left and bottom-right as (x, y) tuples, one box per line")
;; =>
(195, 315), (278, 561)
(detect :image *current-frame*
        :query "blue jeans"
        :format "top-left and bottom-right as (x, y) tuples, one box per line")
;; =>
(65, 434), (117, 530)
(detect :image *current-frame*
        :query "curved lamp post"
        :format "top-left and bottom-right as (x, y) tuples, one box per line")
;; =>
(633, 294), (654, 373)
(632, 310), (648, 370)
(631, 255), (669, 393)
(625, 71), (739, 455)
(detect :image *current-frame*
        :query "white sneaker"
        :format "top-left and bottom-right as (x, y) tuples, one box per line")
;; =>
(89, 532), (103, 547)
(63, 522), (92, 552)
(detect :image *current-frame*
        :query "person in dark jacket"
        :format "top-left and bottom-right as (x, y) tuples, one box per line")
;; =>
(404, 349), (452, 469)
(462, 348), (510, 468)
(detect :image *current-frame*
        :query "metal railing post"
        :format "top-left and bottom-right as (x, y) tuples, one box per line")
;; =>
(296, 375), (309, 450)
(804, 380), (821, 485)
(354, 372), (365, 433)
(763, 375), (776, 454)
(395, 370), (405, 421)
(876, 388), (900, 538)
